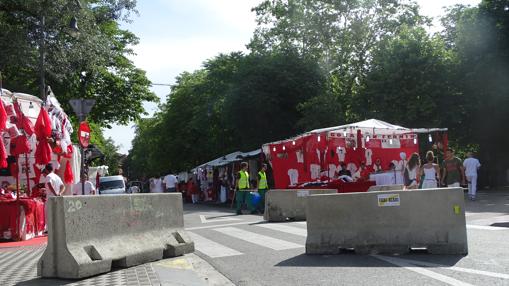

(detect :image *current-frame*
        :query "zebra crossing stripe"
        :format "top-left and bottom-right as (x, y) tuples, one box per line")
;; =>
(188, 232), (243, 258)
(256, 223), (307, 237)
(214, 227), (303, 250)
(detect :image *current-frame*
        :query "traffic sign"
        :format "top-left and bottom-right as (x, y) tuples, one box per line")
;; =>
(69, 99), (95, 121)
(78, 121), (91, 148)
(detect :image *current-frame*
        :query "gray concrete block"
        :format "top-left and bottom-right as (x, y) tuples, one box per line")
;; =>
(305, 188), (468, 255)
(263, 189), (337, 222)
(367, 184), (404, 192)
(38, 193), (194, 279)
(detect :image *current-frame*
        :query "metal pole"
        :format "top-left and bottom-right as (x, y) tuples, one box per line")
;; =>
(39, 15), (46, 100)
(81, 145), (85, 195)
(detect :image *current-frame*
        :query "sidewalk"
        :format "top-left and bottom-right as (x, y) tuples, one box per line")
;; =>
(0, 244), (234, 286)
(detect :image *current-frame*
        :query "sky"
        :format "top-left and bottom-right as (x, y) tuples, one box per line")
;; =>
(104, 0), (481, 154)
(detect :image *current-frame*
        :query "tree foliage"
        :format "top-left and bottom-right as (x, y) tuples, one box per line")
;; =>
(0, 0), (157, 126)
(126, 51), (326, 177)
(124, 0), (508, 186)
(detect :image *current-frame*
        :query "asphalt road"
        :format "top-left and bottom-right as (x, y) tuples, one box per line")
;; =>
(183, 191), (509, 286)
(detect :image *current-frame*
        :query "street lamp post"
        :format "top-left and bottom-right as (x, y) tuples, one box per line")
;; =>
(38, 6), (80, 100)
(39, 15), (46, 99)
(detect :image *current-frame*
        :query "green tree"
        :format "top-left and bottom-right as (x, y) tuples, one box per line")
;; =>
(356, 26), (461, 129)
(0, 0), (157, 126)
(443, 0), (509, 186)
(250, 0), (427, 121)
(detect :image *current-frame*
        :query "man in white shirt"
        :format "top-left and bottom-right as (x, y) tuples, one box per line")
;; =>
(44, 164), (64, 197)
(163, 173), (178, 192)
(72, 173), (96, 195)
(463, 152), (481, 201)
(43, 164), (65, 227)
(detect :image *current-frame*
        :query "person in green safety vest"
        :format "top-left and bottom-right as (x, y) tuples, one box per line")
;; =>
(236, 161), (253, 215)
(257, 164), (269, 212)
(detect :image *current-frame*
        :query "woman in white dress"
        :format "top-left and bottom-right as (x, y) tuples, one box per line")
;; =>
(420, 151), (441, 189)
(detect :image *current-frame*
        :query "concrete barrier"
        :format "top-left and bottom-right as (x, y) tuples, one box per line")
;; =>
(264, 189), (337, 222)
(38, 193), (194, 279)
(306, 188), (467, 255)
(367, 184), (404, 192)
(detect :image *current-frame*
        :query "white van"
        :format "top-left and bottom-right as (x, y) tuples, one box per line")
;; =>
(98, 176), (126, 195)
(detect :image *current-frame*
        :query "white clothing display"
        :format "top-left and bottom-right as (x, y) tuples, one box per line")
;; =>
(310, 164), (321, 179)
(296, 150), (304, 163)
(365, 149), (373, 166)
(287, 169), (299, 186)
(45, 172), (63, 196)
(336, 147), (346, 162)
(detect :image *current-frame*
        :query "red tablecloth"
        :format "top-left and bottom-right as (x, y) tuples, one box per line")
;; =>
(0, 198), (45, 241)
(288, 180), (375, 193)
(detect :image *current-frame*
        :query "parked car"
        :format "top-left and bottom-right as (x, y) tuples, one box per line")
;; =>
(98, 176), (126, 195)
(127, 181), (143, 193)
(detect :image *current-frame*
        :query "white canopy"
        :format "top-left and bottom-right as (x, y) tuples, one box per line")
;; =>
(264, 119), (447, 146)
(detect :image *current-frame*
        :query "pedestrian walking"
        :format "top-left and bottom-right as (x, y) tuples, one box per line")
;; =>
(441, 148), (466, 188)
(420, 151), (440, 189)
(463, 152), (481, 200)
(72, 173), (96, 195)
(150, 175), (164, 193)
(235, 162), (254, 215)
(257, 164), (269, 212)
(163, 172), (178, 192)
(404, 153), (420, 189)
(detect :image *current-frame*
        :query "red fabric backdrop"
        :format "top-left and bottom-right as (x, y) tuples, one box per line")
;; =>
(268, 132), (419, 188)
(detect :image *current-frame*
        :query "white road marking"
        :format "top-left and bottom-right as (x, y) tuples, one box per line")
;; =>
(467, 225), (508, 231)
(373, 255), (474, 286)
(214, 227), (303, 250)
(188, 232), (243, 258)
(186, 220), (264, 231)
(469, 214), (509, 226)
(256, 223), (307, 237)
(295, 221), (307, 225)
(199, 215), (241, 224)
(386, 257), (509, 280)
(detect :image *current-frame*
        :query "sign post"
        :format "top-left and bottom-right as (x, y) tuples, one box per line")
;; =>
(69, 99), (95, 195)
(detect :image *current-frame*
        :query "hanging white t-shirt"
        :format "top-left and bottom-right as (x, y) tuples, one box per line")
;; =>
(287, 169), (299, 186)
(463, 158), (481, 177)
(72, 181), (96, 195)
(310, 164), (321, 179)
(296, 150), (304, 163)
(45, 172), (63, 197)
(163, 174), (178, 189)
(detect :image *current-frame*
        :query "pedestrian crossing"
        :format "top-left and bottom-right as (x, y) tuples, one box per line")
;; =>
(188, 221), (307, 259)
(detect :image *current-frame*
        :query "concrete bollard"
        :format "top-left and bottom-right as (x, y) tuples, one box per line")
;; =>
(264, 189), (336, 222)
(38, 193), (194, 279)
(306, 188), (468, 255)
(367, 184), (404, 192)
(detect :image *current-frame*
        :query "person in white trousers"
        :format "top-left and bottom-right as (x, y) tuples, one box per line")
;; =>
(463, 152), (481, 201)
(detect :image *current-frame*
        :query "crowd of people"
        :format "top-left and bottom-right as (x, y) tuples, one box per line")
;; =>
(398, 148), (480, 200)
(329, 148), (481, 200)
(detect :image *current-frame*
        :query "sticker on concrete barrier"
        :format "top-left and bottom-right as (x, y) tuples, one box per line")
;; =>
(377, 194), (400, 207)
(297, 190), (310, 197)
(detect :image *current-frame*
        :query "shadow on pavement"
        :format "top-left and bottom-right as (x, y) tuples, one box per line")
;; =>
(16, 278), (74, 286)
(275, 253), (464, 268)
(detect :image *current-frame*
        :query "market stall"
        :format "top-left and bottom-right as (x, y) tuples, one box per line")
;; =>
(190, 149), (263, 203)
(263, 119), (447, 192)
(0, 88), (79, 241)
